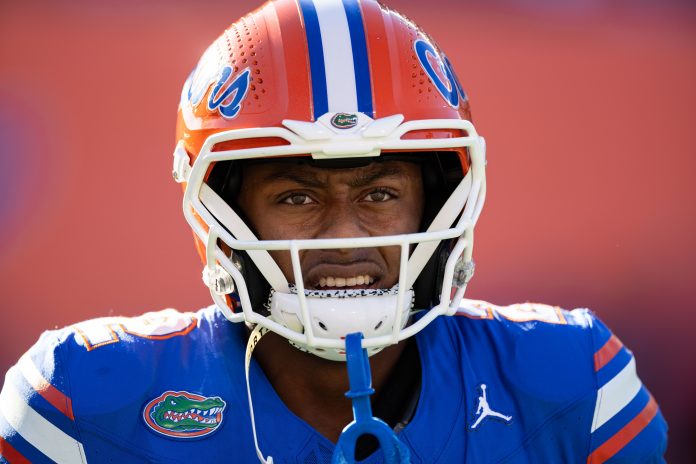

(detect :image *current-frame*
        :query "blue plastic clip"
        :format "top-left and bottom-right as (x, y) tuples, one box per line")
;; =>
(332, 333), (411, 464)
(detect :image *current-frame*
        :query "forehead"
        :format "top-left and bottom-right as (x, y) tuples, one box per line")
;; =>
(240, 159), (423, 187)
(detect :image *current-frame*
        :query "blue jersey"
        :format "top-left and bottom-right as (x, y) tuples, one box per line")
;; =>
(0, 301), (667, 463)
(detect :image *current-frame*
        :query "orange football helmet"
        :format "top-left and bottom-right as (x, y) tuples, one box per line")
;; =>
(173, 0), (486, 361)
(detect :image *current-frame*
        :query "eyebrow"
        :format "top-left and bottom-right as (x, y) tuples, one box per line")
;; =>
(259, 163), (409, 189)
(261, 168), (326, 188)
(346, 165), (406, 188)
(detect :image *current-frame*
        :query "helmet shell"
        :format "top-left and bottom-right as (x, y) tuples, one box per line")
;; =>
(176, 0), (472, 169)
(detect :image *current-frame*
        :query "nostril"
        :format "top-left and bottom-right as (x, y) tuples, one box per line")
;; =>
(318, 321), (328, 331)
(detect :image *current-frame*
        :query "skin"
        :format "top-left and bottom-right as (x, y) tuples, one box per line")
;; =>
(236, 159), (425, 442)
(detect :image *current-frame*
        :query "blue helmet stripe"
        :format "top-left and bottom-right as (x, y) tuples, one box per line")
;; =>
(298, 0), (329, 119)
(342, 0), (374, 117)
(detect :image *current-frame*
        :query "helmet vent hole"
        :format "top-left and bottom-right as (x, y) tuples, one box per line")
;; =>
(224, 15), (265, 109)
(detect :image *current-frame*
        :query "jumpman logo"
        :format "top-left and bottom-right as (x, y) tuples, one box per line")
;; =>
(470, 383), (512, 430)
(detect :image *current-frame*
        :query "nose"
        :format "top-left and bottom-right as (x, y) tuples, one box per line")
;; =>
(315, 201), (369, 244)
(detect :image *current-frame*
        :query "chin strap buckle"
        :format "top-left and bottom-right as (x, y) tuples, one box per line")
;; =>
(332, 333), (411, 464)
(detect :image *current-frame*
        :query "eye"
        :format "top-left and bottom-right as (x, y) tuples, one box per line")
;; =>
(363, 189), (394, 202)
(282, 193), (313, 205)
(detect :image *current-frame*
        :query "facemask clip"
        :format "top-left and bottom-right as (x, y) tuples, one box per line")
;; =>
(202, 264), (235, 295)
(453, 259), (475, 289)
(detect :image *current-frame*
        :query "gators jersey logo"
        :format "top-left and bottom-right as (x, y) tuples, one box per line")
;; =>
(143, 391), (227, 439)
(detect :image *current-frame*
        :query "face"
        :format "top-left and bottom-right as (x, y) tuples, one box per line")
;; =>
(236, 159), (425, 291)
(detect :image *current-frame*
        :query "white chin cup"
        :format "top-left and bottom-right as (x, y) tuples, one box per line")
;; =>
(268, 288), (414, 362)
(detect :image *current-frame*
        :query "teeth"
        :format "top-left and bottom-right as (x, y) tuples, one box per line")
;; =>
(317, 274), (374, 288)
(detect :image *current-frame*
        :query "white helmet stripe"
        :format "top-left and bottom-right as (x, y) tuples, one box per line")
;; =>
(313, 0), (359, 114)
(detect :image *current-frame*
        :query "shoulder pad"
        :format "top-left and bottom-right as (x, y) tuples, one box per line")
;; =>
(69, 308), (198, 351)
(456, 298), (591, 327)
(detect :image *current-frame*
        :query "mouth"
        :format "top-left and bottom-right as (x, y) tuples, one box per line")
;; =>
(303, 261), (386, 291)
(317, 274), (376, 289)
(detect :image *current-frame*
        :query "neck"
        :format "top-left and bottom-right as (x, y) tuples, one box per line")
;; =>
(252, 330), (407, 443)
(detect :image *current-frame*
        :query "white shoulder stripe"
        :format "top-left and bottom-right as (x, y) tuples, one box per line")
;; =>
(18, 353), (54, 391)
(0, 378), (87, 463)
(591, 356), (642, 432)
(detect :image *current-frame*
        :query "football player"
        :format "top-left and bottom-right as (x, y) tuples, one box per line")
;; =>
(0, 0), (667, 463)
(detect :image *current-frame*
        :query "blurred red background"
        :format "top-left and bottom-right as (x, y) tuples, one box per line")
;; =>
(1, 0), (693, 460)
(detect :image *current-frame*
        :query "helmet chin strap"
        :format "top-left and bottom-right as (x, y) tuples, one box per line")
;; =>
(244, 325), (274, 464)
(244, 326), (410, 464)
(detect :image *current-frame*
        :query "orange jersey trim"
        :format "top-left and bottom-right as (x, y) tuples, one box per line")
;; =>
(0, 436), (31, 464)
(594, 334), (624, 372)
(586, 395), (659, 464)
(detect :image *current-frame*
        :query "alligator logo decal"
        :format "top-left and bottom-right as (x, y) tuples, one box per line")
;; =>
(330, 112), (358, 129)
(143, 391), (227, 439)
